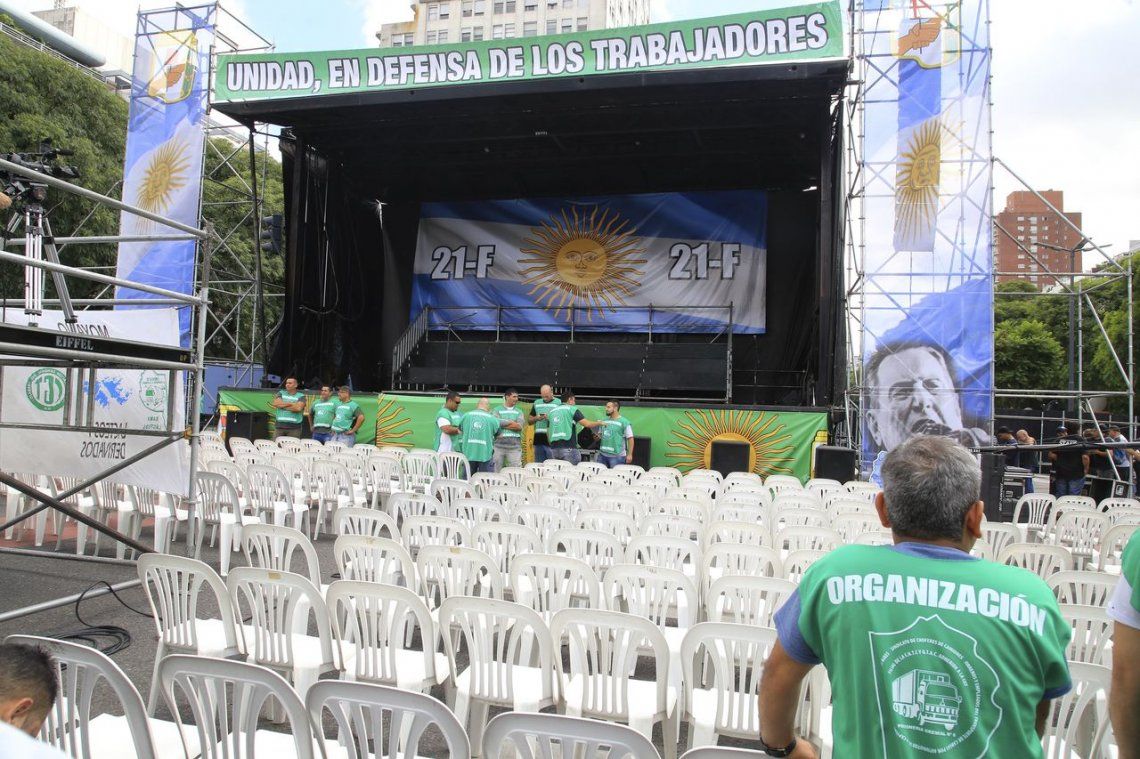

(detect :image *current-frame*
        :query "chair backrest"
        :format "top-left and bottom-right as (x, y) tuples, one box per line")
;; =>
(1059, 603), (1113, 665)
(1012, 493), (1055, 528)
(487, 485), (533, 511)
(368, 455), (406, 496)
(483, 712), (661, 759)
(591, 494), (641, 518)
(439, 451), (471, 480)
(540, 491), (589, 518)
(325, 580), (436, 686)
(308, 679), (470, 759)
(648, 497), (708, 524)
(517, 505), (573, 545)
(429, 477), (474, 510)
(782, 549), (826, 582)
(643, 514), (704, 543)
(471, 472), (511, 497)
(439, 596), (555, 707)
(416, 544), (504, 608)
(1098, 523), (1137, 571)
(241, 523), (322, 586)
(333, 506), (398, 538)
(195, 471), (240, 524)
(604, 564), (699, 629)
(401, 450), (439, 490)
(702, 521), (770, 551)
(774, 525), (841, 553)
(1041, 661), (1111, 759)
(706, 575), (796, 627)
(627, 535), (701, 576)
(312, 459), (354, 502)
(451, 497), (509, 526)
(1055, 495), (1097, 512)
(998, 542), (1073, 580)
(1051, 511), (1110, 554)
(245, 463), (293, 511)
(473, 521), (544, 575)
(576, 510), (637, 545)
(509, 552), (602, 616)
(334, 535), (415, 585)
(388, 492), (443, 520)
(137, 553), (242, 659)
(159, 654), (319, 759)
(831, 512), (885, 542)
(499, 466), (529, 487)
(6, 634), (159, 759)
(548, 528), (624, 576)
(680, 623), (779, 740)
(982, 521), (1021, 558)
(226, 567), (336, 679)
(550, 608), (671, 723)
(401, 515), (471, 554)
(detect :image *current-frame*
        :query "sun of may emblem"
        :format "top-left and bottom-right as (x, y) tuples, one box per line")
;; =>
(518, 205), (647, 322)
(666, 409), (795, 476)
(135, 138), (190, 219)
(895, 119), (942, 244)
(373, 397), (414, 449)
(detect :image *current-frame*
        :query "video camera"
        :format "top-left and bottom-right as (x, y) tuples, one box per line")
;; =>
(0, 139), (81, 212)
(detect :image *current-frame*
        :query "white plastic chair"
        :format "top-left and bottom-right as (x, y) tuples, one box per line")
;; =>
(227, 567), (340, 701)
(326, 580), (447, 693)
(644, 515), (704, 543)
(159, 654), (321, 758)
(334, 535), (415, 586)
(541, 491), (589, 518)
(782, 549), (827, 582)
(509, 553), (602, 621)
(499, 466), (529, 487)
(604, 564), (699, 678)
(805, 478), (843, 504)
(483, 712), (662, 759)
(451, 497), (509, 527)
(387, 491), (443, 521)
(137, 553), (243, 714)
(706, 575), (796, 628)
(1012, 493), (1056, 541)
(416, 545), (505, 612)
(402, 450), (439, 493)
(831, 512), (885, 543)
(516, 505), (573, 545)
(1041, 661), (1112, 759)
(1052, 511), (1110, 565)
(701, 521), (770, 551)
(1055, 494), (1097, 513)
(775, 526), (842, 554)
(722, 472), (762, 489)
(982, 520), (1021, 560)
(333, 506), (398, 538)
(549, 528), (624, 577)
(254, 438), (279, 455)
(440, 596), (558, 756)
(439, 450), (471, 480)
(1046, 570), (1117, 606)
(308, 679), (470, 759)
(474, 521), (543, 576)
(1098, 523), (1137, 573)
(700, 544), (782, 599)
(471, 472), (511, 497)
(488, 484), (533, 512)
(247, 463), (310, 533)
(592, 494), (641, 518)
(241, 523), (323, 589)
(1060, 603), (1113, 665)
(649, 498), (709, 525)
(680, 623), (779, 750)
(627, 535), (702, 580)
(998, 542), (1073, 580)
(311, 459), (359, 537)
(577, 510), (637, 546)
(401, 515), (470, 557)
(189, 470), (257, 575)
(368, 455), (405, 510)
(551, 608), (680, 759)
(430, 477), (475, 514)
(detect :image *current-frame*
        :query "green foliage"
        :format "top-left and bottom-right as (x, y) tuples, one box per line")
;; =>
(994, 319), (1065, 393)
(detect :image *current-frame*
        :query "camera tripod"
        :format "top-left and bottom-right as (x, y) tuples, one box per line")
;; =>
(3, 201), (76, 325)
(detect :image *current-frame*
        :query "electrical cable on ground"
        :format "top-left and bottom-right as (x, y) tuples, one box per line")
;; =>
(56, 580), (152, 657)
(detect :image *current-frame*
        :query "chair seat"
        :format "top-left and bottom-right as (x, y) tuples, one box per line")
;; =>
(211, 728), (317, 756)
(340, 643), (449, 691)
(240, 627), (333, 671)
(564, 674), (677, 723)
(87, 713), (200, 759)
(687, 687), (759, 740)
(455, 664), (553, 712)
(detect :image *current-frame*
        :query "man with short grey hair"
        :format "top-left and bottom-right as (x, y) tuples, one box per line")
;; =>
(758, 436), (1072, 758)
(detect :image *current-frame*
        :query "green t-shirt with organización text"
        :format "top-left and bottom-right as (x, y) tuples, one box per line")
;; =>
(532, 397), (561, 435)
(331, 400), (361, 432)
(779, 543), (1071, 759)
(459, 410), (500, 463)
(598, 415), (633, 456)
(493, 404), (525, 447)
(434, 407), (463, 452)
(310, 398), (337, 429)
(275, 391), (304, 425)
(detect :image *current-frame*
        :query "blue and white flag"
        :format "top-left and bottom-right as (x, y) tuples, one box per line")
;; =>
(411, 190), (767, 333)
(115, 7), (215, 345)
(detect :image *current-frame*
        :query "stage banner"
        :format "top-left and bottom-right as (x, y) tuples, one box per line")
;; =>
(858, 0), (993, 472)
(115, 6), (216, 345)
(0, 309), (191, 495)
(374, 394), (825, 479)
(410, 191), (767, 333)
(213, 4), (844, 103)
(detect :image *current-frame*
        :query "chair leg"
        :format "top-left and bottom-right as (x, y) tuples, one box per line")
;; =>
(219, 520), (234, 576)
(469, 701), (490, 758)
(146, 643), (165, 715)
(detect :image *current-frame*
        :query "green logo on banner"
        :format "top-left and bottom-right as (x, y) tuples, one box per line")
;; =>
(26, 368), (67, 411)
(139, 370), (169, 413)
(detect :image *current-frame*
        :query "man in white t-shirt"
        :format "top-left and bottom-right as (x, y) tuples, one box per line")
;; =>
(0, 643), (67, 758)
(435, 390), (463, 453)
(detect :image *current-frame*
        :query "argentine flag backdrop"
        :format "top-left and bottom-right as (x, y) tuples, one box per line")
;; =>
(411, 190), (767, 333)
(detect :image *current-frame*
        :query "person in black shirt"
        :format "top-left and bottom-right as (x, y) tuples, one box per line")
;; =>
(1049, 424), (1089, 497)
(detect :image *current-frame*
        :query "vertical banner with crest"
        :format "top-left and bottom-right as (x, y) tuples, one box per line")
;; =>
(859, 0), (993, 471)
(114, 6), (216, 345)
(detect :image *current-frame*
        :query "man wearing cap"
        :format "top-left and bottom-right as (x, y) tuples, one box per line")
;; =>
(1048, 424), (1088, 497)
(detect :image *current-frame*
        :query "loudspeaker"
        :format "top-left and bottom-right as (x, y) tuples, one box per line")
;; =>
(710, 440), (750, 477)
(814, 446), (857, 482)
(631, 436), (651, 470)
(980, 452), (1006, 521)
(224, 411), (269, 454)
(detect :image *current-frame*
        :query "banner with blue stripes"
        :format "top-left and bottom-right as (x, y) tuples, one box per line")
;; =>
(411, 190), (767, 333)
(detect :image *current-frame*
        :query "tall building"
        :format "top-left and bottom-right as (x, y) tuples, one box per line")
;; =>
(376, 0), (650, 48)
(994, 190), (1083, 290)
(32, 3), (133, 80)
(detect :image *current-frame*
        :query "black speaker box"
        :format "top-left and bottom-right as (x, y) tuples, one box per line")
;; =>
(224, 411), (269, 454)
(980, 452), (1006, 521)
(631, 436), (651, 470)
(815, 446), (857, 483)
(710, 440), (750, 477)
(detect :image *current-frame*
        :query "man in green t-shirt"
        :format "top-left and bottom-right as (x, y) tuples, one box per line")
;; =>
(435, 390), (463, 453)
(529, 384), (561, 463)
(760, 436), (1071, 759)
(1109, 529), (1140, 755)
(270, 377), (305, 439)
(546, 392), (591, 465)
(459, 398), (506, 474)
(330, 386), (364, 447)
(593, 399), (634, 468)
(492, 388), (526, 472)
(306, 385), (336, 444)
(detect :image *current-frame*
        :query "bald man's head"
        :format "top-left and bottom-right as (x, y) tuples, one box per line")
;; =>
(540, 384), (554, 401)
(476, 398), (491, 411)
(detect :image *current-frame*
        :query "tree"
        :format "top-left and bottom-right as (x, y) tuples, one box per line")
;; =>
(994, 319), (1066, 397)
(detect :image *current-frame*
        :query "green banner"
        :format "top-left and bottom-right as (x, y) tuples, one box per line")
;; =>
(214, 3), (843, 103)
(217, 388), (412, 447)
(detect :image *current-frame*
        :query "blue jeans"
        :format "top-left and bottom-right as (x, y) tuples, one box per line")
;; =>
(332, 432), (356, 447)
(470, 459), (494, 474)
(534, 442), (552, 463)
(548, 446), (581, 465)
(598, 453), (625, 468)
(311, 429), (332, 444)
(1052, 477), (1085, 497)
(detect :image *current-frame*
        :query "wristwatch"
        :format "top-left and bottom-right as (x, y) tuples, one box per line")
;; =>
(759, 736), (797, 757)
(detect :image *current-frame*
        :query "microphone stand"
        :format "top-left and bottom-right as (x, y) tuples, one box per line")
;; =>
(438, 311), (477, 391)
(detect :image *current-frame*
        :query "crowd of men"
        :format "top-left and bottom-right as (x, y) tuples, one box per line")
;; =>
(269, 377), (364, 445)
(996, 422), (1139, 497)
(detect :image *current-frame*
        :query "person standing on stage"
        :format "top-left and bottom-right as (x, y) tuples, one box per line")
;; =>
(460, 398), (503, 474)
(547, 392), (588, 465)
(306, 385), (336, 444)
(594, 399), (635, 468)
(530, 384), (561, 463)
(270, 377), (305, 439)
(492, 388), (526, 471)
(435, 390), (463, 453)
(331, 386), (364, 447)
(1106, 423), (1136, 495)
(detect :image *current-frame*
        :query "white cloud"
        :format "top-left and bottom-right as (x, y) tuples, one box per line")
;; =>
(355, 0), (415, 46)
(650, 0), (675, 22)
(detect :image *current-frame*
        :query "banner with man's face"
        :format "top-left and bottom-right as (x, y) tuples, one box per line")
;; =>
(858, 0), (993, 470)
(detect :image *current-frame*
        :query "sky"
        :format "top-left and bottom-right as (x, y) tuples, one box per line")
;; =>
(7, 0), (1140, 260)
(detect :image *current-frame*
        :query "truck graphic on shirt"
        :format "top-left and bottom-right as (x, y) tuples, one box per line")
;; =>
(892, 670), (961, 731)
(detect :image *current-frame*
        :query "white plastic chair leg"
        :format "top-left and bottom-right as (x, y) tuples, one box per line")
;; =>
(469, 701), (491, 758)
